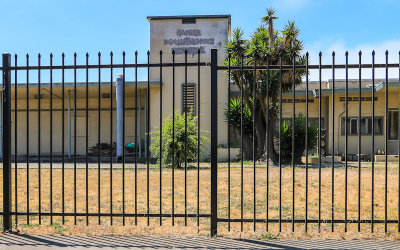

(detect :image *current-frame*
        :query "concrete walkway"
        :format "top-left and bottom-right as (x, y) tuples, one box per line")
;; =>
(1, 234), (400, 249)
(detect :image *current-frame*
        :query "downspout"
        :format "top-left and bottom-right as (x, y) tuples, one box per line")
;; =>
(116, 74), (123, 161)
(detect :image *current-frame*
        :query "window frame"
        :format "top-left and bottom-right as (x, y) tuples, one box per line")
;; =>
(340, 116), (384, 136)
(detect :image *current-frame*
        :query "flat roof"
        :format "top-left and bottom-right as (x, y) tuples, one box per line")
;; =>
(147, 14), (231, 21)
(284, 82), (400, 97)
(5, 81), (161, 89)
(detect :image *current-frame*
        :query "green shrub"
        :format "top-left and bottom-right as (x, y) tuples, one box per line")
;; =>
(277, 113), (318, 163)
(150, 111), (210, 168)
(224, 98), (252, 134)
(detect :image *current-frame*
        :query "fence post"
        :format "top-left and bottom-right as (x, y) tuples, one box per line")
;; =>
(210, 49), (218, 236)
(2, 53), (12, 231)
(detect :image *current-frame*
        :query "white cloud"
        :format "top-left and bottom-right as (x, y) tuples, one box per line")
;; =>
(304, 39), (400, 81)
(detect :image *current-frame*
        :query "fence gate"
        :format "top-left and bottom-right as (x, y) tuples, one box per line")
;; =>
(2, 49), (400, 236)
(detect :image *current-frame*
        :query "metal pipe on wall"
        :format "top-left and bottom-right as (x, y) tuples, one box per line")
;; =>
(116, 74), (123, 160)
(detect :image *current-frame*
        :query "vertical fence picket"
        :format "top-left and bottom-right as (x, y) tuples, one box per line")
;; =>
(305, 52), (309, 232)
(97, 52), (101, 225)
(358, 51), (362, 232)
(385, 51), (389, 233)
(291, 53), (296, 232)
(227, 53), (231, 232)
(318, 52), (322, 232)
(2, 53), (12, 231)
(122, 51), (126, 226)
(371, 50), (375, 233)
(279, 54), (283, 233)
(50, 53), (53, 225)
(345, 51), (349, 232)
(240, 54), (244, 232)
(171, 50), (176, 226)
(85, 53), (89, 226)
(61, 53), (65, 225)
(73, 53), (77, 225)
(197, 49), (201, 229)
(265, 54), (270, 232)
(184, 50), (188, 226)
(159, 50), (163, 226)
(331, 51), (335, 232)
(134, 51), (138, 226)
(37, 53), (42, 225)
(146, 51), (150, 226)
(110, 51), (114, 226)
(26, 53), (30, 225)
(14, 54), (18, 228)
(252, 56), (257, 232)
(210, 49), (218, 236)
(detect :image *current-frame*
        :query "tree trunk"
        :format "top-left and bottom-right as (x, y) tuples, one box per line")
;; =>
(267, 115), (279, 165)
(254, 109), (266, 160)
(243, 134), (253, 159)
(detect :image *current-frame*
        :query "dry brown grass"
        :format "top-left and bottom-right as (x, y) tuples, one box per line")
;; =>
(1, 162), (400, 240)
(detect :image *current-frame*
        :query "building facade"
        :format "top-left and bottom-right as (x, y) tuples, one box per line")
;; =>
(3, 15), (232, 160)
(281, 79), (400, 159)
(2, 14), (399, 162)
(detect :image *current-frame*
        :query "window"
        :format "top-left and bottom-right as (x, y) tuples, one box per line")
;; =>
(181, 83), (196, 114)
(280, 98), (314, 103)
(389, 111), (399, 140)
(182, 18), (196, 24)
(339, 96), (377, 102)
(341, 117), (383, 135)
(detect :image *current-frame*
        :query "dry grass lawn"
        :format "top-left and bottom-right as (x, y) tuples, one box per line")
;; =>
(1, 161), (400, 240)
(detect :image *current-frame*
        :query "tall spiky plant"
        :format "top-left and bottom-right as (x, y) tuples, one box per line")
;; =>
(224, 8), (308, 163)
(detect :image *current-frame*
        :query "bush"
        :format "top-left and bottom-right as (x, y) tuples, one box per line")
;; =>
(224, 98), (252, 134)
(277, 113), (318, 163)
(150, 111), (210, 168)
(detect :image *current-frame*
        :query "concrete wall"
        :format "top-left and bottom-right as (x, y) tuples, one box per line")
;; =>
(9, 85), (149, 156)
(148, 16), (230, 159)
(281, 87), (400, 156)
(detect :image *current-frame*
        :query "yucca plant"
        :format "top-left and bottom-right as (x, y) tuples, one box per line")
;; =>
(224, 7), (307, 164)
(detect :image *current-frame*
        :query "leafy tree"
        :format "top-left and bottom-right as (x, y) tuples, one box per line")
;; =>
(150, 111), (210, 168)
(224, 8), (309, 163)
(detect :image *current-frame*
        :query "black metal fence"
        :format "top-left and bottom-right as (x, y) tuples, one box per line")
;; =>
(1, 49), (400, 236)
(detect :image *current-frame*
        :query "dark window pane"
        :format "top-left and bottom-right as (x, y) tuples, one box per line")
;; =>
(367, 118), (372, 134)
(389, 111), (399, 140)
(350, 119), (358, 135)
(375, 119), (383, 134)
(361, 118), (367, 134)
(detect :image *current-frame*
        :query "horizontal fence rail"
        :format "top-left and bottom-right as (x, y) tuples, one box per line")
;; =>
(1, 49), (400, 236)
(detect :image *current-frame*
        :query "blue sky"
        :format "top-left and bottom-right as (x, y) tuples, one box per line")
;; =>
(3, 0), (400, 80)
